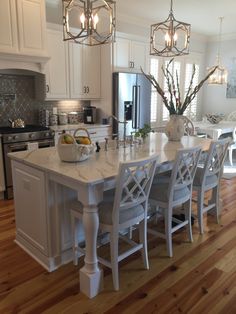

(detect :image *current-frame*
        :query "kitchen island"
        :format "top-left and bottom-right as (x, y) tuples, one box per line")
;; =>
(9, 133), (211, 298)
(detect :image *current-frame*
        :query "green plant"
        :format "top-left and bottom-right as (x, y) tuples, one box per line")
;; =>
(134, 124), (154, 139)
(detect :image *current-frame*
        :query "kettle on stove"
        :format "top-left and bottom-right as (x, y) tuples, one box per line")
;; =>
(8, 118), (25, 128)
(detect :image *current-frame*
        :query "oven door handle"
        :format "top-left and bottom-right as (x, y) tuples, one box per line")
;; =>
(8, 140), (54, 152)
(8, 143), (28, 151)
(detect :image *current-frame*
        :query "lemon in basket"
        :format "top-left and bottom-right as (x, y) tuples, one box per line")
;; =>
(61, 134), (74, 144)
(75, 136), (91, 145)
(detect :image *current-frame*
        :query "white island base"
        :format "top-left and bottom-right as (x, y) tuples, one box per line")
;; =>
(12, 159), (105, 298)
(10, 134), (211, 298)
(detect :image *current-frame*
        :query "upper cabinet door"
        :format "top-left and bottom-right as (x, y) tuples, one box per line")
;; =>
(69, 42), (84, 99)
(69, 43), (101, 99)
(84, 46), (101, 99)
(131, 40), (148, 72)
(16, 0), (47, 55)
(45, 30), (69, 100)
(113, 37), (131, 68)
(0, 0), (18, 53)
(113, 37), (148, 72)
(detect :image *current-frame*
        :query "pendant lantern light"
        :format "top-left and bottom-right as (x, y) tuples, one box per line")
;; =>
(150, 0), (191, 57)
(208, 17), (227, 84)
(62, 0), (116, 46)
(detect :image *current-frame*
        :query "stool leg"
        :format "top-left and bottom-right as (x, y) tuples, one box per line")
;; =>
(139, 218), (149, 270)
(165, 207), (173, 257)
(197, 190), (204, 235)
(184, 199), (193, 243)
(110, 230), (119, 291)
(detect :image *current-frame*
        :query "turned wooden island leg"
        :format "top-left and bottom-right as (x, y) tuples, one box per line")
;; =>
(78, 184), (104, 298)
(79, 205), (103, 298)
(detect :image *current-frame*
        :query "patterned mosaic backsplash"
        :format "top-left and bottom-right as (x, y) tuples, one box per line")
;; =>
(0, 74), (87, 126)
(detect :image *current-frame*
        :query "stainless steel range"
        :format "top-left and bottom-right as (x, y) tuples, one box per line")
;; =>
(1, 125), (55, 199)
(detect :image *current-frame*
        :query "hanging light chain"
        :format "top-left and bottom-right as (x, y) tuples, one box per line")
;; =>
(216, 17), (224, 65)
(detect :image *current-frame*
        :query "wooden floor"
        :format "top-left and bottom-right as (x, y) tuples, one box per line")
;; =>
(0, 178), (236, 314)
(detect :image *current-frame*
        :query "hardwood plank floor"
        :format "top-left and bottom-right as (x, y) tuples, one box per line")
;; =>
(0, 178), (236, 314)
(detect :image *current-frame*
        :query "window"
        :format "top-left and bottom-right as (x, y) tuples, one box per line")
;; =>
(184, 63), (200, 121)
(149, 56), (201, 125)
(163, 60), (181, 121)
(150, 58), (159, 123)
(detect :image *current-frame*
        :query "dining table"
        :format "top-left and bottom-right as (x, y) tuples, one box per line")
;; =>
(9, 133), (212, 298)
(194, 120), (236, 140)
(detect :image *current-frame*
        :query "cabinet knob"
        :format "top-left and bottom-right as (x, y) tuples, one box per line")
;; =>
(46, 84), (50, 93)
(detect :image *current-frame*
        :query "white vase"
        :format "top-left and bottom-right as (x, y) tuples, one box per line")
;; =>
(165, 115), (185, 141)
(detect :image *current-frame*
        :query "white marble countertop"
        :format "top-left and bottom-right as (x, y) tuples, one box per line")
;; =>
(50, 123), (110, 132)
(8, 133), (211, 186)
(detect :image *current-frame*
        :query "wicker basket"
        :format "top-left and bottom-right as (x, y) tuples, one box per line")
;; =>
(57, 128), (94, 162)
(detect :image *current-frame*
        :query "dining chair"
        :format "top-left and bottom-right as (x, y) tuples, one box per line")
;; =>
(70, 155), (158, 291)
(148, 146), (202, 257)
(192, 138), (229, 234)
(182, 115), (207, 138)
(228, 127), (236, 166)
(182, 115), (195, 136)
(226, 111), (236, 121)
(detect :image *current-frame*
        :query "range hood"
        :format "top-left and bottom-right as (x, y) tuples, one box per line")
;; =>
(0, 68), (47, 101)
(0, 52), (50, 74)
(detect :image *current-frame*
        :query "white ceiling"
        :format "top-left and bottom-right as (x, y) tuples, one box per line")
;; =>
(47, 0), (236, 36)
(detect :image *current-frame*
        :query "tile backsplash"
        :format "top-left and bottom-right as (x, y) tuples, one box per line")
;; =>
(0, 74), (88, 126)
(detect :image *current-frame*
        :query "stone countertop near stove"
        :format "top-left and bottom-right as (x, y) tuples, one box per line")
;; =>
(50, 123), (111, 132)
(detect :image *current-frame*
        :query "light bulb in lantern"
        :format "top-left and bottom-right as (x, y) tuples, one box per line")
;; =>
(165, 32), (171, 47)
(93, 13), (99, 29)
(80, 12), (86, 29)
(173, 32), (178, 44)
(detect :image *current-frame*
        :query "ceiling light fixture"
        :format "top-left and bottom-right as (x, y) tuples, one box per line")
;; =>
(62, 0), (116, 46)
(150, 0), (191, 57)
(208, 17), (227, 84)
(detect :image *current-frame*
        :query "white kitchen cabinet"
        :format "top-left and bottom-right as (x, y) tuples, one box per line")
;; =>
(12, 162), (48, 255)
(69, 42), (101, 99)
(0, 0), (18, 53)
(0, 0), (47, 56)
(45, 29), (69, 100)
(113, 37), (148, 72)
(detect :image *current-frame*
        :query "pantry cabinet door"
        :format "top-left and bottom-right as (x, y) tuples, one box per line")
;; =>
(45, 29), (69, 100)
(0, 0), (18, 53)
(16, 0), (47, 56)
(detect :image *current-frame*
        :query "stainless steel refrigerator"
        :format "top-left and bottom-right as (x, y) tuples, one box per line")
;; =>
(112, 72), (151, 138)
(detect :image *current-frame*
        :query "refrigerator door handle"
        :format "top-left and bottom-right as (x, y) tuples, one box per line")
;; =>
(136, 85), (141, 128)
(132, 85), (137, 129)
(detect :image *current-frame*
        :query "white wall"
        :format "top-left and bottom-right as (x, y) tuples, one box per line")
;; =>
(202, 37), (236, 117)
